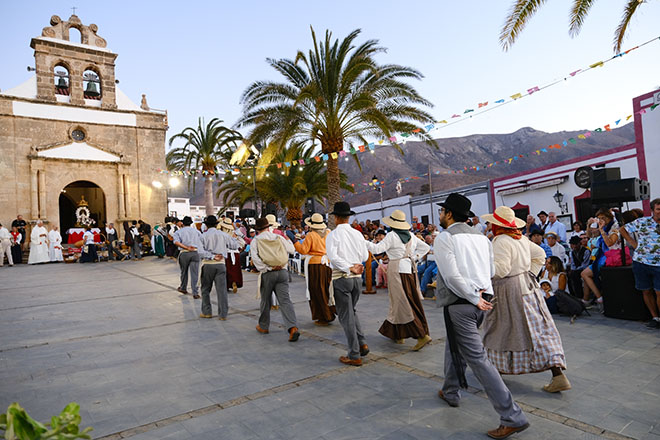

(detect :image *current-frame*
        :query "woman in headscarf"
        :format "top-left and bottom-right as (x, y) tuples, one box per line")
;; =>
(366, 210), (432, 351)
(219, 217), (245, 293)
(481, 206), (570, 393)
(293, 213), (336, 326)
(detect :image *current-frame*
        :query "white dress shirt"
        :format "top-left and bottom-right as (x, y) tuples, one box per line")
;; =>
(545, 220), (567, 242)
(325, 223), (369, 275)
(434, 222), (495, 305)
(366, 231), (430, 273)
(548, 242), (568, 265)
(0, 227), (10, 240)
(83, 231), (95, 245)
(250, 230), (295, 272)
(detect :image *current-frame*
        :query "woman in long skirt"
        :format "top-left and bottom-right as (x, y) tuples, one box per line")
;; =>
(10, 227), (22, 264)
(481, 206), (570, 393)
(366, 210), (432, 351)
(294, 213), (336, 325)
(218, 218), (244, 293)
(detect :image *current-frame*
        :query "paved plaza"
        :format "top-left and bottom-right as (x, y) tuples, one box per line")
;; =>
(1, 258), (659, 440)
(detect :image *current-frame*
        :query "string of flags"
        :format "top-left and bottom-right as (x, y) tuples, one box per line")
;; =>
(157, 36), (659, 179)
(347, 103), (658, 195)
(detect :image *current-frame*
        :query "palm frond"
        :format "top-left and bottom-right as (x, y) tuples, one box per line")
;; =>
(614, 0), (644, 53)
(569, 0), (596, 37)
(499, 0), (548, 51)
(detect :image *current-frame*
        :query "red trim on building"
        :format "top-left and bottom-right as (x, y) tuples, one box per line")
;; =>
(573, 189), (591, 215)
(631, 90), (655, 215)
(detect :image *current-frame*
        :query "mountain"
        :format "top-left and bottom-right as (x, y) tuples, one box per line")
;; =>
(340, 124), (636, 205)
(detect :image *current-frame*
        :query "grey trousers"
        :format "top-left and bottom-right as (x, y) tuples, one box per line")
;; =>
(333, 277), (366, 360)
(130, 240), (141, 259)
(442, 303), (528, 428)
(259, 270), (297, 331)
(201, 262), (227, 317)
(178, 251), (200, 295)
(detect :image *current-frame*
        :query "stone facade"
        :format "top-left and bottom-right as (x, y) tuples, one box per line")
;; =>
(0, 14), (168, 234)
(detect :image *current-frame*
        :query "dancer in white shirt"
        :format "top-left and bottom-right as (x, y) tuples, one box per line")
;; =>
(0, 223), (13, 266)
(366, 210), (432, 351)
(326, 202), (370, 366)
(48, 225), (64, 262)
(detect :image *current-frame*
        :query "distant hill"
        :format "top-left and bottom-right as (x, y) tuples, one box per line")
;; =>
(340, 124), (636, 205)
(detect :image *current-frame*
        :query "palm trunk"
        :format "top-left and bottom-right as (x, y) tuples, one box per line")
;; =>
(204, 178), (214, 216)
(286, 207), (303, 230)
(323, 138), (343, 229)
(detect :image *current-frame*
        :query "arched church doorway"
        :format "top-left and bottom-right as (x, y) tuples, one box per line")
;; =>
(59, 181), (106, 236)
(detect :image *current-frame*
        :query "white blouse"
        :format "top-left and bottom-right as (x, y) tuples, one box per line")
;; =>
(366, 231), (430, 274)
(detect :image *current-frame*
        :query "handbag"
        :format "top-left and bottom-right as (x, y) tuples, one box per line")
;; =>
(604, 247), (631, 267)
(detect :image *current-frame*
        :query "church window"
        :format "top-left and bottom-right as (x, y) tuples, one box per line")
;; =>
(54, 64), (70, 96)
(71, 128), (86, 142)
(83, 69), (102, 100)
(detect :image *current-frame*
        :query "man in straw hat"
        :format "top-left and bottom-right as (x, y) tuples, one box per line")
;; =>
(219, 217), (245, 293)
(434, 193), (529, 439)
(325, 202), (370, 366)
(197, 215), (238, 320)
(250, 217), (300, 342)
(366, 210), (432, 351)
(481, 205), (569, 395)
(173, 216), (203, 298)
(294, 213), (336, 326)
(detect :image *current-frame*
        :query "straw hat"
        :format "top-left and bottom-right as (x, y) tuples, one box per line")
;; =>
(382, 210), (411, 230)
(218, 217), (234, 232)
(304, 213), (326, 230)
(265, 214), (280, 228)
(481, 206), (526, 229)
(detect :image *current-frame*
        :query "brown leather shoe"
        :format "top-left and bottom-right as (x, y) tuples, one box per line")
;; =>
(177, 287), (188, 294)
(437, 390), (459, 407)
(359, 344), (370, 356)
(339, 356), (362, 366)
(288, 327), (300, 342)
(256, 325), (269, 334)
(487, 423), (530, 439)
(192, 294), (200, 299)
(199, 313), (212, 319)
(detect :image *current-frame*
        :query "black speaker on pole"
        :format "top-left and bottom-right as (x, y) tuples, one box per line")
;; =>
(591, 178), (650, 204)
(600, 267), (651, 321)
(239, 208), (256, 219)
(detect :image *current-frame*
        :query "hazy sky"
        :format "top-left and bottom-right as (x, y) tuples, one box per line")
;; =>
(2, 1), (659, 146)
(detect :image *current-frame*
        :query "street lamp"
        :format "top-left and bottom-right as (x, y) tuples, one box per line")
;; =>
(553, 188), (568, 214)
(372, 175), (384, 218)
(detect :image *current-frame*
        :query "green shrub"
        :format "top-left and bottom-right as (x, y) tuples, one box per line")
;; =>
(0, 402), (92, 440)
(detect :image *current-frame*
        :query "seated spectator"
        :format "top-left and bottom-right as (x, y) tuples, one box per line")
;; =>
(523, 214), (542, 237)
(375, 253), (389, 288)
(539, 256), (567, 314)
(545, 231), (567, 265)
(567, 235), (591, 297)
(417, 234), (437, 297)
(581, 208), (621, 312)
(530, 230), (552, 258)
(619, 198), (660, 329)
(363, 230), (386, 287)
(568, 221), (584, 240)
(545, 212), (567, 242)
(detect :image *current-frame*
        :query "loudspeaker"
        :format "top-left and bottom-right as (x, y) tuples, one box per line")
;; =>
(591, 178), (650, 203)
(600, 266), (651, 321)
(239, 208), (256, 218)
(592, 168), (621, 183)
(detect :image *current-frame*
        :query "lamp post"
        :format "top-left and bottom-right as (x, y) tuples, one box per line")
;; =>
(372, 175), (384, 218)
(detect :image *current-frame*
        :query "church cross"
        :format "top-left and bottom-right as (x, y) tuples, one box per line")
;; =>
(71, 6), (78, 15)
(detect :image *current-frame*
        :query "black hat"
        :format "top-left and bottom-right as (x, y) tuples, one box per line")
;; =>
(569, 235), (582, 245)
(204, 215), (219, 227)
(182, 216), (193, 226)
(330, 201), (355, 217)
(537, 210), (548, 217)
(255, 217), (270, 231)
(438, 193), (475, 218)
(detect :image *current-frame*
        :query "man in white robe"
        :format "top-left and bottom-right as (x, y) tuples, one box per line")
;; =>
(49, 225), (64, 262)
(28, 220), (50, 264)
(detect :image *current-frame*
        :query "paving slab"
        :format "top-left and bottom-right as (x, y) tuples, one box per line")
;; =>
(1, 257), (658, 439)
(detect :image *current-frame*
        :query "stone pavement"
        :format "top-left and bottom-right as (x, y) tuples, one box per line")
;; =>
(1, 258), (659, 439)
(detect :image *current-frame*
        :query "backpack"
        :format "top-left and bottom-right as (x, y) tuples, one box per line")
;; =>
(554, 289), (590, 320)
(258, 237), (289, 267)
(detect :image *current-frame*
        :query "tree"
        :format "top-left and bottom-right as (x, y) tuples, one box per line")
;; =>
(167, 118), (243, 215)
(500, 0), (647, 53)
(237, 27), (435, 225)
(218, 142), (353, 228)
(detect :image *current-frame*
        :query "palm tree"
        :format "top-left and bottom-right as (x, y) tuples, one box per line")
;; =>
(167, 118), (243, 215)
(237, 27), (435, 223)
(219, 142), (353, 228)
(500, 0), (647, 53)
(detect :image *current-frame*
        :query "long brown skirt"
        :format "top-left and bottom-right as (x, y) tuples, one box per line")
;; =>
(225, 253), (243, 288)
(379, 273), (429, 340)
(307, 263), (336, 322)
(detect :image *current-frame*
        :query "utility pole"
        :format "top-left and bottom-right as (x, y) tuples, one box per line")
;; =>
(428, 163), (434, 225)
